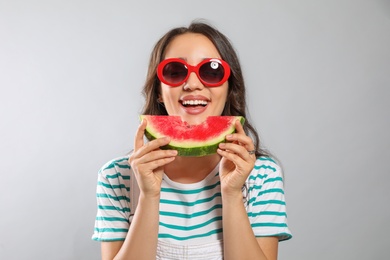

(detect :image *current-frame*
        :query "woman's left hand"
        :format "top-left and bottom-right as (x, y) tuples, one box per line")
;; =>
(217, 120), (256, 196)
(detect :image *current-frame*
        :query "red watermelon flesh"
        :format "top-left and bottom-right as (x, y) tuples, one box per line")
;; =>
(140, 115), (245, 156)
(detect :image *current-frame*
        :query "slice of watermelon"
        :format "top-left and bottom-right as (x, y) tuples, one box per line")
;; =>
(140, 115), (245, 157)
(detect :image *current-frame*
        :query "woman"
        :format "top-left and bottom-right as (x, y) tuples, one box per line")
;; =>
(92, 21), (292, 260)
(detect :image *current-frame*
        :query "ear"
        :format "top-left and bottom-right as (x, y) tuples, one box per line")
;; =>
(157, 95), (164, 103)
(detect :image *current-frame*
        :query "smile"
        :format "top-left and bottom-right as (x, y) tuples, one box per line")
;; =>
(181, 100), (208, 107)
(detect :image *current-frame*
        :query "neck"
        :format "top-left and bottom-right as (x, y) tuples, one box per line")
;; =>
(164, 154), (221, 184)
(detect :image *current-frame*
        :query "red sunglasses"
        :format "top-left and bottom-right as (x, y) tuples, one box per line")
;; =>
(157, 58), (231, 87)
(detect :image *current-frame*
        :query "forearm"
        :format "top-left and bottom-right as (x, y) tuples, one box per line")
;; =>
(222, 192), (267, 260)
(114, 194), (160, 260)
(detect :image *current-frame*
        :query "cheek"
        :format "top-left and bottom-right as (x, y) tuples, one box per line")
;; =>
(211, 85), (229, 114)
(160, 84), (180, 102)
(160, 84), (171, 98)
(217, 84), (229, 103)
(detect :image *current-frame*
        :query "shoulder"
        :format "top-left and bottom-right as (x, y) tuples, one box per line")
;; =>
(98, 155), (131, 179)
(248, 157), (283, 182)
(95, 155), (132, 201)
(246, 157), (292, 241)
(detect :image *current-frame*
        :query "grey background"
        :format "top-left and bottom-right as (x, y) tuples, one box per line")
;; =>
(1, 0), (389, 259)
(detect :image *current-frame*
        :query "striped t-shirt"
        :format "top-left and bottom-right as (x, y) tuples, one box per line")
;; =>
(92, 156), (292, 245)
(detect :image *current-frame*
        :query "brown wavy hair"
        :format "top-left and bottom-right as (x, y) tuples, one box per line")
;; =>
(141, 21), (268, 158)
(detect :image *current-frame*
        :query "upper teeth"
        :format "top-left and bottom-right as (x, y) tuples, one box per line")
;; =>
(182, 100), (208, 106)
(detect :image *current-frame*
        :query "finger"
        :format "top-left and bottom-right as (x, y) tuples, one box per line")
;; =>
(234, 119), (245, 134)
(217, 148), (246, 166)
(219, 142), (248, 157)
(219, 142), (257, 164)
(134, 118), (172, 156)
(137, 154), (176, 173)
(134, 118), (147, 150)
(225, 120), (256, 150)
(132, 137), (172, 162)
(137, 149), (177, 165)
(148, 156), (176, 169)
(131, 149), (177, 174)
(218, 145), (256, 175)
(226, 133), (253, 150)
(143, 136), (172, 152)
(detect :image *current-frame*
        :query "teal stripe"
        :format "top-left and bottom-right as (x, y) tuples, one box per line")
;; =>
(259, 157), (276, 164)
(257, 188), (285, 197)
(159, 228), (222, 241)
(256, 232), (292, 241)
(97, 193), (130, 202)
(161, 181), (220, 194)
(160, 192), (221, 206)
(159, 216), (222, 231)
(251, 222), (288, 228)
(102, 163), (130, 172)
(96, 216), (129, 222)
(249, 196), (286, 205)
(160, 204), (222, 218)
(102, 160), (130, 171)
(92, 237), (125, 242)
(115, 164), (130, 169)
(264, 177), (283, 184)
(247, 211), (287, 218)
(94, 227), (128, 233)
(98, 181), (130, 191)
(254, 165), (276, 172)
(247, 185), (262, 193)
(253, 200), (286, 206)
(247, 179), (284, 194)
(98, 205), (130, 213)
(106, 172), (130, 180)
(248, 174), (268, 181)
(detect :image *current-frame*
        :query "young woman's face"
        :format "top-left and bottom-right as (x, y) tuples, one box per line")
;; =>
(159, 33), (228, 125)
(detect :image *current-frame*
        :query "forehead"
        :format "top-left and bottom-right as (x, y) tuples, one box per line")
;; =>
(164, 33), (221, 60)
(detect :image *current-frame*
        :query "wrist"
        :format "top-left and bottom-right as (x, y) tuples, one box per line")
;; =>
(139, 191), (161, 203)
(221, 188), (244, 202)
(132, 189), (161, 212)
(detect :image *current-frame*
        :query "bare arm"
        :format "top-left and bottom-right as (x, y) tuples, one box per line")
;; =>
(218, 120), (279, 259)
(221, 191), (278, 260)
(101, 241), (123, 260)
(101, 194), (161, 260)
(101, 119), (177, 259)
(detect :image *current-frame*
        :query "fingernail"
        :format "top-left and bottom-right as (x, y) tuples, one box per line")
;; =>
(226, 135), (233, 139)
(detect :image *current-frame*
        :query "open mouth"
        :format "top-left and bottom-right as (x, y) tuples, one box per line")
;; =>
(181, 100), (208, 107)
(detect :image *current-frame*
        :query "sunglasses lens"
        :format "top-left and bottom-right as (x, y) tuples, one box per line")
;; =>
(199, 61), (225, 84)
(162, 62), (188, 85)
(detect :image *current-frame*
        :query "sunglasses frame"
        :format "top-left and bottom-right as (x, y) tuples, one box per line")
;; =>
(157, 58), (231, 87)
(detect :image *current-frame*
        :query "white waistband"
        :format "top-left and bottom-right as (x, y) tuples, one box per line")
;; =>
(156, 239), (223, 260)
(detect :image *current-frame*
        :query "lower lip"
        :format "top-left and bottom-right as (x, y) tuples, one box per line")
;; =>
(181, 104), (208, 115)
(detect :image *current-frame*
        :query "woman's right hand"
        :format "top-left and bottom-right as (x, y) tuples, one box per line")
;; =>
(128, 118), (177, 198)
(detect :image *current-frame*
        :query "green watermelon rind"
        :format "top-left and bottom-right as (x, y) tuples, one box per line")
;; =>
(141, 116), (245, 157)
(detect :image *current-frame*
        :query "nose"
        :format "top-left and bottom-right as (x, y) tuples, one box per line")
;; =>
(183, 72), (204, 91)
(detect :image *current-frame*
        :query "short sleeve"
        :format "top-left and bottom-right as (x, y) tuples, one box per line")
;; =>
(246, 157), (292, 241)
(92, 157), (132, 242)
